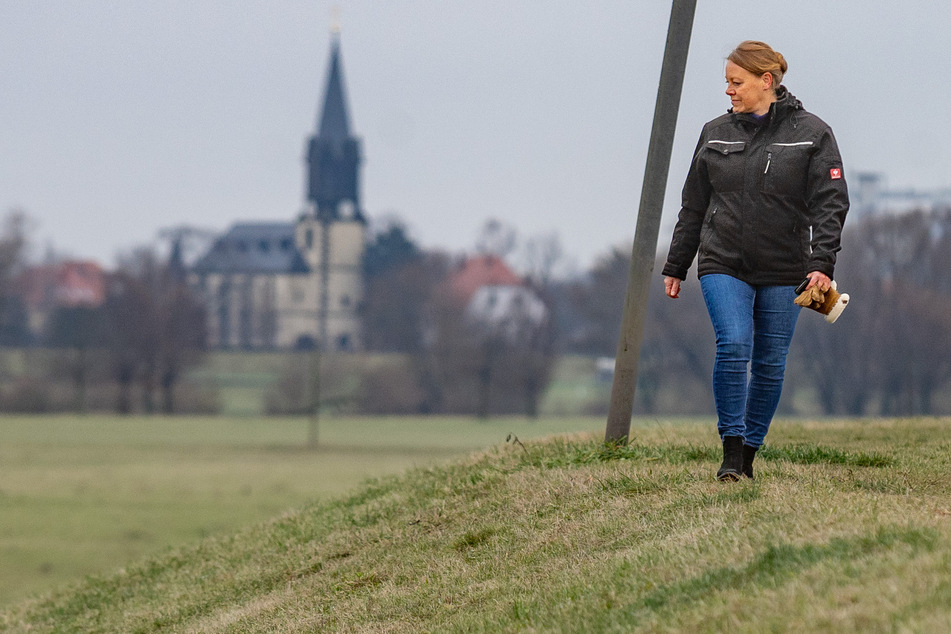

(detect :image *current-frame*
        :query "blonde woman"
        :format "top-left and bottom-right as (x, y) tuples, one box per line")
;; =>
(663, 41), (849, 481)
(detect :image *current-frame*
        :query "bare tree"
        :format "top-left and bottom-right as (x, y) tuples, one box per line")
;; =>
(45, 305), (109, 412)
(567, 246), (630, 356)
(106, 247), (206, 414)
(417, 279), (556, 418)
(792, 273), (878, 416)
(521, 232), (565, 289)
(638, 262), (714, 415)
(0, 210), (32, 345)
(505, 294), (558, 418)
(363, 253), (447, 353)
(157, 280), (207, 413)
(794, 208), (951, 416)
(103, 271), (147, 414)
(414, 288), (469, 414)
(0, 210), (28, 286)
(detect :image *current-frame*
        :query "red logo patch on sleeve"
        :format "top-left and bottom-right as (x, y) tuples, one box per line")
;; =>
(830, 168), (842, 180)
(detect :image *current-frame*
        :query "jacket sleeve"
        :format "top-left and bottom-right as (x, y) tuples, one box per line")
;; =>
(662, 129), (711, 280)
(805, 126), (849, 278)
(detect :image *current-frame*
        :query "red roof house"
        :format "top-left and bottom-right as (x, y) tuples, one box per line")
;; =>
(443, 255), (523, 305)
(15, 260), (107, 333)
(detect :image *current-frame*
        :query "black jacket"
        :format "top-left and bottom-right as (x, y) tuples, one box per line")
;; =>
(663, 87), (849, 286)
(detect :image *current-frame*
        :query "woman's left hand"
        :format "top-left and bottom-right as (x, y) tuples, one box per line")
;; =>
(806, 271), (832, 292)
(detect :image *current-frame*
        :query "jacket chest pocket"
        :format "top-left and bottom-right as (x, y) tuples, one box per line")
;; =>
(702, 140), (747, 192)
(763, 141), (813, 195)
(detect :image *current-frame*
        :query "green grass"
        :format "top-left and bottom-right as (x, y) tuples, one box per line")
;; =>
(2, 417), (950, 632)
(0, 414), (601, 608)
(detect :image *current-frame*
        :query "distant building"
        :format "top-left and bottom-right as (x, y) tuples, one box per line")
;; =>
(852, 172), (951, 218)
(15, 260), (107, 334)
(190, 34), (366, 350)
(443, 255), (547, 335)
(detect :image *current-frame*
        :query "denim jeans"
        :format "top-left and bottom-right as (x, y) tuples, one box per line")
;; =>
(700, 274), (800, 448)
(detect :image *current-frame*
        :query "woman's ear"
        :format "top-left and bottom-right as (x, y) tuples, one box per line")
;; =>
(762, 72), (773, 91)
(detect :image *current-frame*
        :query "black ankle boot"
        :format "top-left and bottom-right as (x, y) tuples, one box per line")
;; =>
(716, 436), (744, 481)
(742, 444), (758, 480)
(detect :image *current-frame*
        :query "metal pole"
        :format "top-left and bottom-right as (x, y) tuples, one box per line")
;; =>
(308, 344), (321, 448)
(309, 217), (330, 449)
(605, 0), (697, 443)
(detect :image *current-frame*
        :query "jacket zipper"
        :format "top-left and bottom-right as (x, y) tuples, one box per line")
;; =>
(701, 207), (717, 248)
(764, 142), (810, 174)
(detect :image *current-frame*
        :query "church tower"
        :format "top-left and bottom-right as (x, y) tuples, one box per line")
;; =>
(191, 27), (368, 351)
(305, 34), (364, 222)
(296, 30), (366, 350)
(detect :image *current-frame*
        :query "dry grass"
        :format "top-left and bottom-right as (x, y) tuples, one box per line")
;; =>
(2, 417), (950, 632)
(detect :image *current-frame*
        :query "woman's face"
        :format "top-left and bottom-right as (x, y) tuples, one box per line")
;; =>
(724, 61), (774, 115)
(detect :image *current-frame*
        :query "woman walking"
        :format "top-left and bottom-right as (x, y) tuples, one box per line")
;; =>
(662, 41), (849, 481)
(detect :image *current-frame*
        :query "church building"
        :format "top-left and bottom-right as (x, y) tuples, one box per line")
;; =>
(190, 35), (366, 350)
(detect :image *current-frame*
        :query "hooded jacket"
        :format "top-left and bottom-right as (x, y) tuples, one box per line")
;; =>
(663, 87), (849, 286)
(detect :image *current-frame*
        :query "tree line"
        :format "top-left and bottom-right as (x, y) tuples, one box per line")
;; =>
(0, 215), (207, 413)
(360, 219), (559, 418)
(361, 208), (951, 417)
(2, 206), (950, 417)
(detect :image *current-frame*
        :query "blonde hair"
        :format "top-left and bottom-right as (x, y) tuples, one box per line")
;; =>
(728, 40), (787, 89)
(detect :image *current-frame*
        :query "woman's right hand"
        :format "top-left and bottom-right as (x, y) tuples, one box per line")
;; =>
(664, 276), (682, 299)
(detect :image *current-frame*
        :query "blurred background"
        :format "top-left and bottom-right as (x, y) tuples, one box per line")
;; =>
(1, 0), (950, 417)
(2, 0), (951, 610)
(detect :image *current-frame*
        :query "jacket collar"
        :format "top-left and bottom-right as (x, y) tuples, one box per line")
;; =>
(729, 86), (803, 125)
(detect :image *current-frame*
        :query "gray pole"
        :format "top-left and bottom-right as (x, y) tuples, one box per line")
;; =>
(308, 344), (321, 448)
(309, 216), (331, 448)
(605, 0), (697, 443)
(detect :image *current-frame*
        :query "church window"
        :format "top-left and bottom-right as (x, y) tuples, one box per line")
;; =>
(259, 240), (270, 252)
(340, 294), (351, 308)
(304, 228), (314, 249)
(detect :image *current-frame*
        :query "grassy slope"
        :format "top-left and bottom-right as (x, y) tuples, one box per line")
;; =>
(0, 415), (600, 606)
(3, 418), (951, 633)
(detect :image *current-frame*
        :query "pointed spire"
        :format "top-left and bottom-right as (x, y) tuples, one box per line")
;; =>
(317, 35), (351, 141)
(306, 25), (362, 218)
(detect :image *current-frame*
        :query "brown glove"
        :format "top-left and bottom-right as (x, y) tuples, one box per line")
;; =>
(794, 284), (826, 309)
(794, 281), (850, 323)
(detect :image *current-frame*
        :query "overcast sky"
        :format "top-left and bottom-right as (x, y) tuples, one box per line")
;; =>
(2, 1), (949, 272)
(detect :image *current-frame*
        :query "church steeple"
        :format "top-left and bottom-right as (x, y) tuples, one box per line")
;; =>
(306, 33), (363, 222)
(317, 38), (351, 141)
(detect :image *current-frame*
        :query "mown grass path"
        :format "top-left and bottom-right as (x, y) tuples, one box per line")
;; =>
(2, 417), (950, 632)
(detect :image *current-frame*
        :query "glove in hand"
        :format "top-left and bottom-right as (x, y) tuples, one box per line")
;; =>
(793, 281), (849, 324)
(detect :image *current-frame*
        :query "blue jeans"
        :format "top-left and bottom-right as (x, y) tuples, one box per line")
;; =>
(700, 274), (800, 448)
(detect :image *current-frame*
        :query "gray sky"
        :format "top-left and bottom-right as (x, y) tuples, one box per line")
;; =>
(2, 1), (949, 272)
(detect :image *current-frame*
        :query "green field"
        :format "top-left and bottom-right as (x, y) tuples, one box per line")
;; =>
(0, 414), (602, 608)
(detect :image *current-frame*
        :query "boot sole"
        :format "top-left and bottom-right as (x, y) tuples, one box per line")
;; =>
(716, 471), (741, 482)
